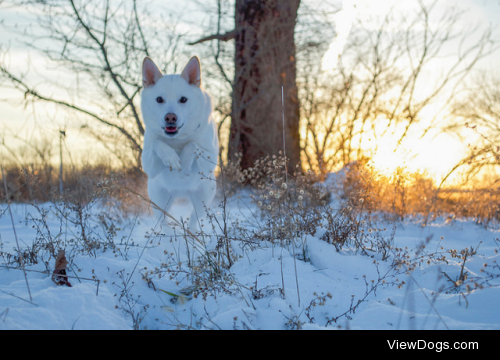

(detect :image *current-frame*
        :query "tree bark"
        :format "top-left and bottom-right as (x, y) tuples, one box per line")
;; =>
(229, 0), (301, 173)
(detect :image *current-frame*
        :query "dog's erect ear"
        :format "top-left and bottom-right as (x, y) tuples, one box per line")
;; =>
(180, 56), (202, 87)
(143, 57), (163, 88)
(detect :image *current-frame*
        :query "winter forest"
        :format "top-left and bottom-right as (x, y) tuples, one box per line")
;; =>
(0, 0), (499, 332)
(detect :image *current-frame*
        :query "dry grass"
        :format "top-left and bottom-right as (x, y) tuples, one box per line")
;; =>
(337, 160), (500, 227)
(1, 149), (498, 231)
(0, 161), (149, 215)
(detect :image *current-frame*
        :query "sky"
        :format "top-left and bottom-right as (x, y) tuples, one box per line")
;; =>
(0, 0), (499, 183)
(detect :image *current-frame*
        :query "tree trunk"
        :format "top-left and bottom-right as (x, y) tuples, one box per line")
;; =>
(229, 0), (301, 173)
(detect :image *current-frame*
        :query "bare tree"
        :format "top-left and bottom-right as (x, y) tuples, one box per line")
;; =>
(190, 0), (498, 181)
(1, 0), (337, 177)
(299, 1), (499, 177)
(191, 0), (302, 174)
(448, 74), (500, 179)
(0, 0), (185, 169)
(230, 0), (301, 173)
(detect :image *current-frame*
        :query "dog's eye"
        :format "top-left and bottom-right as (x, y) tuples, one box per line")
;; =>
(179, 97), (188, 104)
(156, 97), (164, 104)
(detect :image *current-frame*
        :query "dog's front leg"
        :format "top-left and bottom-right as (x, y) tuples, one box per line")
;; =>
(155, 139), (181, 172)
(179, 142), (199, 176)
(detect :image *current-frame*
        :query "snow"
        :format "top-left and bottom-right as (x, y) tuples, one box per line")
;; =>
(0, 191), (499, 330)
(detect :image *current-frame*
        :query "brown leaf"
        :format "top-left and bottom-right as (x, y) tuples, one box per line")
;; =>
(52, 250), (72, 287)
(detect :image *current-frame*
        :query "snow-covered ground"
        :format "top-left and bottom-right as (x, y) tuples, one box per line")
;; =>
(0, 191), (498, 330)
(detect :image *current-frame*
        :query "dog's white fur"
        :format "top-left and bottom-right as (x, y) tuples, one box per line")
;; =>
(141, 56), (218, 229)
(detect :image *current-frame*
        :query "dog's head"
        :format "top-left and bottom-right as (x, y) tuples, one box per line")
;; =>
(141, 56), (208, 139)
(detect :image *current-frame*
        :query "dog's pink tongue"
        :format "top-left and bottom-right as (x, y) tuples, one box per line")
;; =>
(165, 126), (177, 133)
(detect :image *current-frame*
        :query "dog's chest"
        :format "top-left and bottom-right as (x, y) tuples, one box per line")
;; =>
(161, 138), (189, 155)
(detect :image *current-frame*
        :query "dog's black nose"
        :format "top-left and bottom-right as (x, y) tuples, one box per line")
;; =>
(165, 113), (177, 124)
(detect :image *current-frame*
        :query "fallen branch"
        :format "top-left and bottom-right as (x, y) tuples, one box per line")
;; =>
(0, 265), (101, 295)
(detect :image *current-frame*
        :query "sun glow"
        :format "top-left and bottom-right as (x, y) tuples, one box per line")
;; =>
(367, 131), (467, 185)
(319, 0), (485, 186)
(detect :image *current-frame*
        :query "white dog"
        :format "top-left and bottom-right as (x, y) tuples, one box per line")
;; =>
(141, 56), (218, 230)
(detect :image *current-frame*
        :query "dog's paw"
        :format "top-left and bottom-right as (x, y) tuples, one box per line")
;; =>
(155, 143), (182, 171)
(163, 155), (182, 172)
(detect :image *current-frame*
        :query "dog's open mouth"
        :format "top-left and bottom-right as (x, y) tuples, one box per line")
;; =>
(164, 124), (182, 136)
(165, 126), (179, 135)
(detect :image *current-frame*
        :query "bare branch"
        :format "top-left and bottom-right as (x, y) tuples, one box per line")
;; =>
(188, 29), (236, 46)
(0, 65), (142, 156)
(133, 0), (150, 57)
(68, 0), (144, 136)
